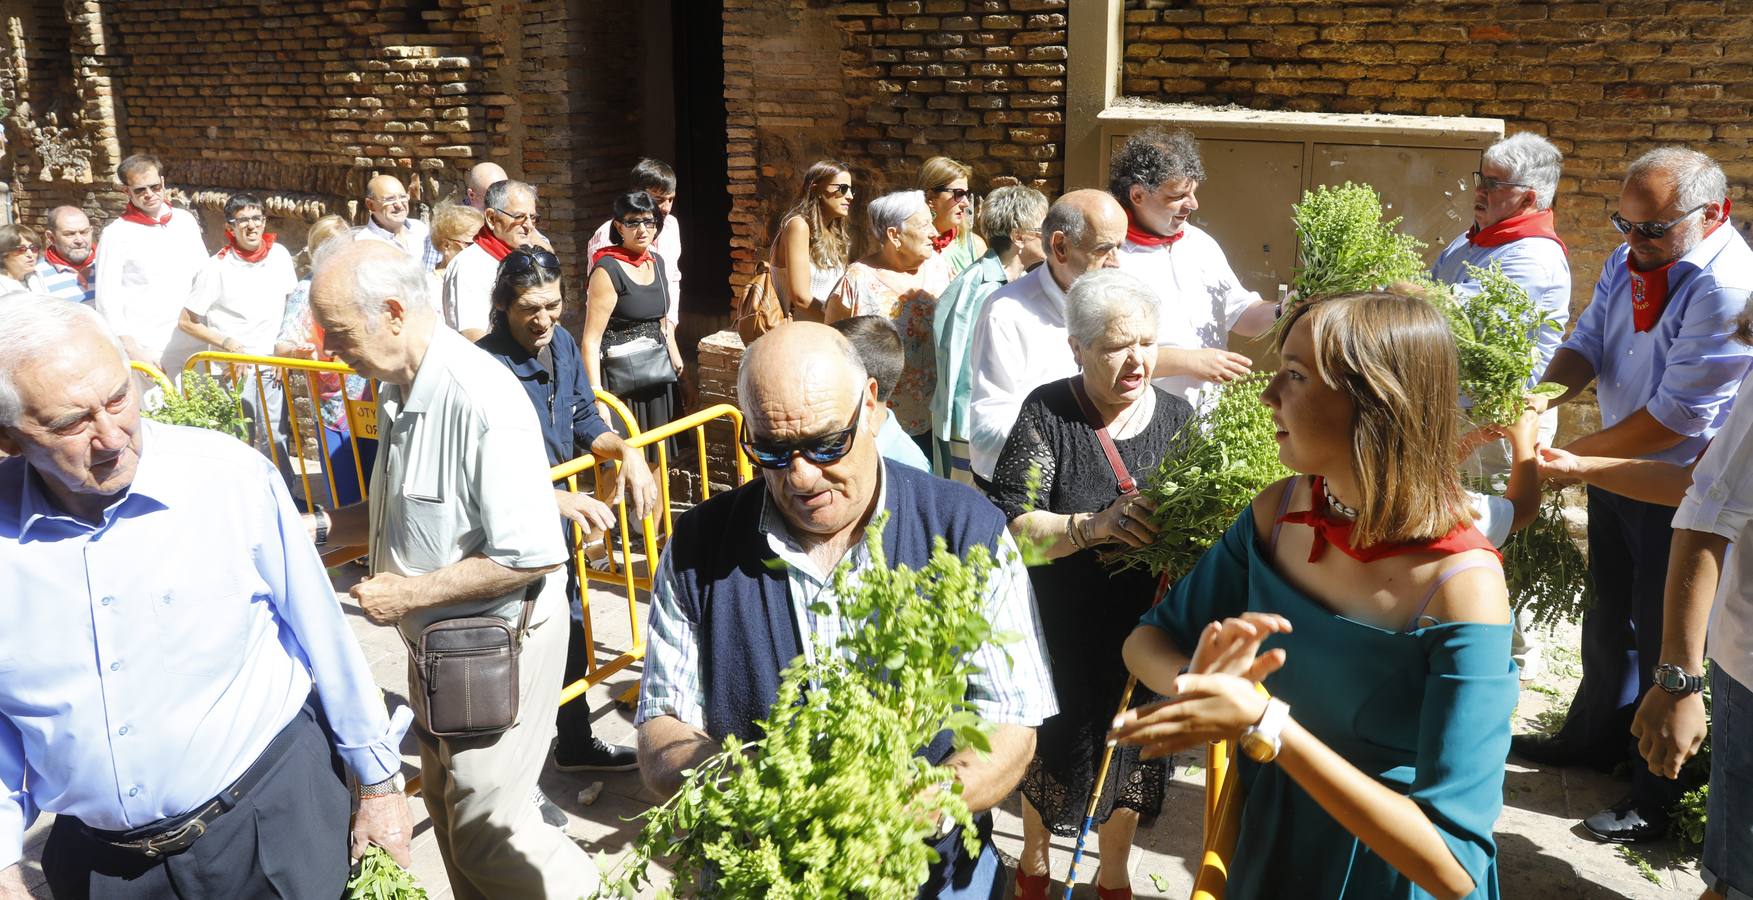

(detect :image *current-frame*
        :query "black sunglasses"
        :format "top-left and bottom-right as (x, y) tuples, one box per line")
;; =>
(501, 247), (561, 275)
(1610, 204), (1708, 240)
(931, 186), (972, 202)
(740, 404), (861, 470)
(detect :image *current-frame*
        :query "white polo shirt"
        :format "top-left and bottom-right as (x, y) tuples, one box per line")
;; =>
(440, 241), (501, 335)
(1115, 222), (1264, 407)
(368, 326), (566, 638)
(162, 242), (298, 375)
(1671, 366), (1753, 689)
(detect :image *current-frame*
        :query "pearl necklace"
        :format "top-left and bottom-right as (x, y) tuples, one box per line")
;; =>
(1322, 479), (1359, 520)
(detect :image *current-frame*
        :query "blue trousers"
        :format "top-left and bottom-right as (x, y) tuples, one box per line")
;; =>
(1557, 487), (1684, 810)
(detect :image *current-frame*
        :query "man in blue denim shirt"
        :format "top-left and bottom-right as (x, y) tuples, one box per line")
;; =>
(1513, 147), (1753, 842)
(0, 297), (412, 898)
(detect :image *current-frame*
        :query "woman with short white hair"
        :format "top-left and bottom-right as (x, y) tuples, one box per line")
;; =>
(988, 268), (1194, 899)
(825, 190), (953, 459)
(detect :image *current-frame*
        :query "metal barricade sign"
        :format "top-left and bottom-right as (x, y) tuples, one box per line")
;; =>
(346, 397), (378, 440)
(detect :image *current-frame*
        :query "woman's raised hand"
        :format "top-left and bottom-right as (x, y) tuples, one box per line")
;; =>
(1088, 491), (1159, 548)
(1186, 613), (1292, 682)
(1109, 673), (1271, 759)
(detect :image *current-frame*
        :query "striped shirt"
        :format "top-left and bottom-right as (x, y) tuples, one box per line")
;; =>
(636, 471), (1058, 730)
(35, 256), (97, 305)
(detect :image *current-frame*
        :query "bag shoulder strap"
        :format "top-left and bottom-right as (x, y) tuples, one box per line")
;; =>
(1068, 378), (1136, 495)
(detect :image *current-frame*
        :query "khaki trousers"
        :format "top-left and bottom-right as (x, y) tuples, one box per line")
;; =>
(413, 588), (599, 899)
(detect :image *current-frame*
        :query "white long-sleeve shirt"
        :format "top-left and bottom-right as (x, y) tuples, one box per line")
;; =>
(1115, 222), (1265, 407)
(1430, 230), (1571, 389)
(966, 265), (1078, 480)
(94, 208), (209, 369)
(1672, 365), (1753, 689)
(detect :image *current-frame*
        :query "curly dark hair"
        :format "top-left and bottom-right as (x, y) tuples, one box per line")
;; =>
(1108, 127), (1206, 211)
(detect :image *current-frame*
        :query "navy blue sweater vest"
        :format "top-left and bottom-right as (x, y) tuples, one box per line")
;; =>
(665, 462), (1010, 896)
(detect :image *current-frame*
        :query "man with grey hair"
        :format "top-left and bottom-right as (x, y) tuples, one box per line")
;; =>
(34, 205), (98, 305)
(0, 295), (413, 897)
(308, 241), (600, 896)
(967, 188), (1126, 485)
(441, 178), (544, 340)
(1108, 127), (1279, 407)
(1512, 146), (1753, 843)
(635, 320), (1055, 898)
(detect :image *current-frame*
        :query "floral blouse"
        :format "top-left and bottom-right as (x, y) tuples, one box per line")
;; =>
(825, 257), (952, 436)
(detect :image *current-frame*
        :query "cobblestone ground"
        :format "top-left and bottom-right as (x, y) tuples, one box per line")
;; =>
(15, 566), (1708, 899)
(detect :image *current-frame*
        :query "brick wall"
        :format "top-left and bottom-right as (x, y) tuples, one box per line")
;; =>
(1120, 0), (1753, 321)
(721, 0), (1069, 301)
(3, 0), (644, 301)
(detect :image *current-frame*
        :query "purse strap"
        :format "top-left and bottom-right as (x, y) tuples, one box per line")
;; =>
(1069, 378), (1136, 495)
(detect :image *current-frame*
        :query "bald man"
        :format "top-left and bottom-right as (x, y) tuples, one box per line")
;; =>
(966, 189), (1128, 484)
(307, 240), (600, 897)
(463, 162), (507, 211)
(355, 174), (436, 268)
(636, 322), (1055, 898)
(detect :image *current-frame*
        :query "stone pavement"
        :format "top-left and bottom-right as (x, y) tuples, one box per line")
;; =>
(14, 564), (1709, 899)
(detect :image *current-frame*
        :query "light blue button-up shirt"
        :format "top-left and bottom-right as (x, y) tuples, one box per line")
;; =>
(1560, 222), (1753, 465)
(0, 421), (410, 868)
(1431, 229), (1572, 388)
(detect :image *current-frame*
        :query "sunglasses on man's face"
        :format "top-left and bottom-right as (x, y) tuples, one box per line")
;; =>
(1610, 204), (1708, 240)
(740, 403), (861, 470)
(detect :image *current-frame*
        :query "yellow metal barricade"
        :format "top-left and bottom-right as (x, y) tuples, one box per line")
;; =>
(183, 351), (377, 566)
(1191, 738), (1241, 900)
(553, 401), (753, 712)
(128, 360), (176, 395)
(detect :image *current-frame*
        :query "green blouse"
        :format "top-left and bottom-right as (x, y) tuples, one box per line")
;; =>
(1138, 504), (1517, 899)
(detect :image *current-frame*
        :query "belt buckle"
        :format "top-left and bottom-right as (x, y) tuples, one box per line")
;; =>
(137, 812), (210, 858)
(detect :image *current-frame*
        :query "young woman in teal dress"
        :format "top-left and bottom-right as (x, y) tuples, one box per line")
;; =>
(1111, 290), (1519, 900)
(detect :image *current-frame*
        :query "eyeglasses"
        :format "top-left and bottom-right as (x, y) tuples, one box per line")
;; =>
(6, 244), (37, 256)
(740, 402), (861, 470)
(619, 217), (658, 231)
(128, 182), (166, 197)
(823, 183), (855, 198)
(372, 194), (410, 206)
(491, 208), (541, 228)
(229, 215), (266, 226)
(1611, 204), (1709, 240)
(500, 247), (562, 275)
(1471, 171), (1531, 192)
(931, 186), (972, 202)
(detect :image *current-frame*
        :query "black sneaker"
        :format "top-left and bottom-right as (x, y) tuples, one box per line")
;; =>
(555, 736), (639, 772)
(532, 787), (568, 828)
(1582, 796), (1669, 843)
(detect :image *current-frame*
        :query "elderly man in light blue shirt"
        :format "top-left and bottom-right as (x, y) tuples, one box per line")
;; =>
(1513, 146), (1753, 845)
(0, 296), (412, 898)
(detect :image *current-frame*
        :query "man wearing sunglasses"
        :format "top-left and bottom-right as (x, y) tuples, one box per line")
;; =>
(443, 178), (546, 341)
(1512, 147), (1753, 844)
(93, 154), (209, 371)
(636, 322), (1055, 898)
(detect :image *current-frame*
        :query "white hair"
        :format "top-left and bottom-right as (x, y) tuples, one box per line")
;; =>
(1481, 132), (1563, 210)
(309, 229), (435, 330)
(1627, 146), (1728, 212)
(1066, 269), (1160, 347)
(0, 296), (128, 427)
(866, 190), (929, 242)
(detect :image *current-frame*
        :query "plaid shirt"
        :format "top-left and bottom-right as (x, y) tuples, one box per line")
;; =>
(637, 474), (1058, 730)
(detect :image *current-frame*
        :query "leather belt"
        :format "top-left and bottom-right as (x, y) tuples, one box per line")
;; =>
(78, 705), (312, 859)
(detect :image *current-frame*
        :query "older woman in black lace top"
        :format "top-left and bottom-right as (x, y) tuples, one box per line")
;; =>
(988, 269), (1193, 900)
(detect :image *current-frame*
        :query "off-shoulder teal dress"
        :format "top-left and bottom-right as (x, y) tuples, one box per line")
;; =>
(1138, 500), (1517, 900)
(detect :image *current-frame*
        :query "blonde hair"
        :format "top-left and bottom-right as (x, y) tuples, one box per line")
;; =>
(297, 214), (351, 278)
(430, 202), (485, 270)
(917, 156), (974, 239)
(781, 160), (853, 271)
(1276, 289), (1471, 548)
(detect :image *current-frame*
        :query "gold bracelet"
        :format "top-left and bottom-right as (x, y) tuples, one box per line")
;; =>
(1066, 513), (1085, 550)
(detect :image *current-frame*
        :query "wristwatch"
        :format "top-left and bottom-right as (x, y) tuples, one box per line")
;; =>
(1239, 697), (1291, 764)
(312, 505), (331, 546)
(1653, 663), (1705, 696)
(358, 773), (405, 799)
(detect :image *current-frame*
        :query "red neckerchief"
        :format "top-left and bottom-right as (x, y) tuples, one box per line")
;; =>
(1629, 200), (1731, 333)
(1277, 476), (1501, 564)
(1124, 212), (1185, 249)
(931, 228), (956, 253)
(592, 245), (652, 268)
(42, 245), (96, 284)
(120, 204), (171, 226)
(473, 226), (514, 262)
(218, 231), (276, 264)
(1468, 208), (1568, 256)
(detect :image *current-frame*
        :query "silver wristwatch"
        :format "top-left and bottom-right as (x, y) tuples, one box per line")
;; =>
(358, 773), (405, 798)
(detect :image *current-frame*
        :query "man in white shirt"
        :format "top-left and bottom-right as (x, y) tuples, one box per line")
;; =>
(1109, 128), (1279, 408)
(93, 153), (210, 371)
(355, 174), (434, 268)
(966, 189), (1127, 484)
(442, 179), (542, 341)
(308, 240), (601, 898)
(587, 158), (683, 326)
(165, 193), (298, 371)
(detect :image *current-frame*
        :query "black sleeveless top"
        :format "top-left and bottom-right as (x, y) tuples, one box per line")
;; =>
(600, 254), (669, 347)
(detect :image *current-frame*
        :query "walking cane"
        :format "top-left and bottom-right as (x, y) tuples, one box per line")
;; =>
(1061, 573), (1168, 898)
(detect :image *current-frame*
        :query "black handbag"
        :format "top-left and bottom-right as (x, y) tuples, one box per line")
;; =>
(601, 337), (678, 395)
